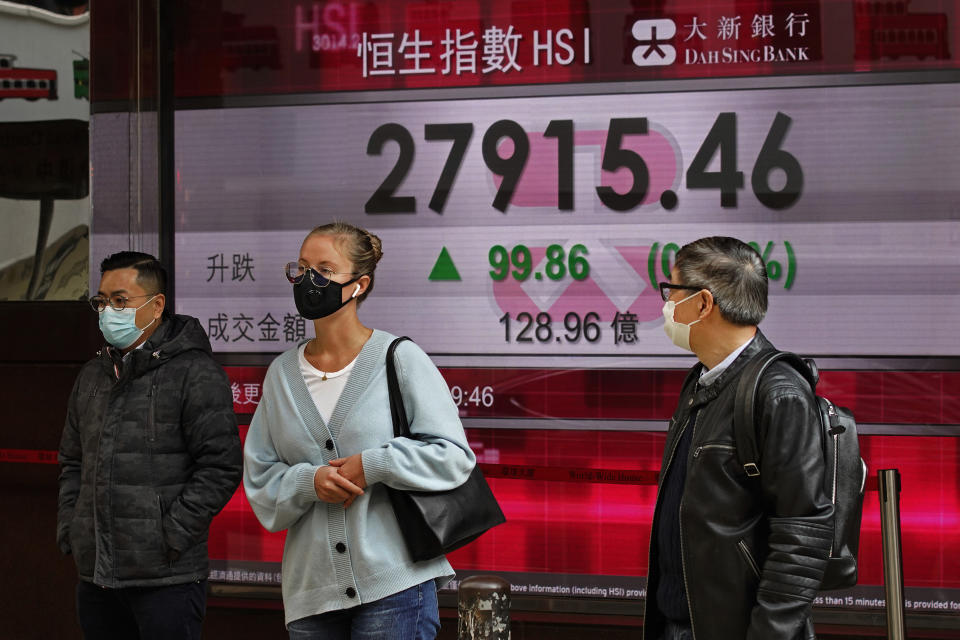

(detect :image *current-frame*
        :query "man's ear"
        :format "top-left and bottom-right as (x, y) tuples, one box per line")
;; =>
(698, 289), (715, 318)
(153, 293), (166, 319)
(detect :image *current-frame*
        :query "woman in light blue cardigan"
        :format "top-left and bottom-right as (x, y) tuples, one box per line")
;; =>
(243, 222), (475, 639)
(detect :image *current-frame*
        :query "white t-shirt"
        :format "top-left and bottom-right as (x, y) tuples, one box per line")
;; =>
(298, 343), (359, 423)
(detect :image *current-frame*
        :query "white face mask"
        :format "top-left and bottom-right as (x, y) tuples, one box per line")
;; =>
(661, 291), (702, 352)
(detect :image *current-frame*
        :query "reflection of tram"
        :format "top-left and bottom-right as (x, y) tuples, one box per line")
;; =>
(0, 54), (58, 100)
(854, 1), (951, 60)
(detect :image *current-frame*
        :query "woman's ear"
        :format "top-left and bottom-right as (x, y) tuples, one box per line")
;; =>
(355, 274), (372, 298)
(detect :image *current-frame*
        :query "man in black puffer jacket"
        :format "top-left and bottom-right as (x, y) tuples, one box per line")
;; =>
(644, 237), (834, 640)
(57, 252), (242, 639)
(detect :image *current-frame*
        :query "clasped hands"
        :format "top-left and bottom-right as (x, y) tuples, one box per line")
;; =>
(313, 453), (366, 508)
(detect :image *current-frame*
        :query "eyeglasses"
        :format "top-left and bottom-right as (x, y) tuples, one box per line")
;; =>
(658, 282), (709, 302)
(284, 262), (359, 288)
(89, 293), (158, 313)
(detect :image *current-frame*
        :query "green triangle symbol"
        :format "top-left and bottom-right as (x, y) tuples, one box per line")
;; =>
(428, 247), (461, 281)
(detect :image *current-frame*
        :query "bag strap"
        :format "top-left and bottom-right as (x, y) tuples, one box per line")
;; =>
(386, 337), (413, 438)
(733, 349), (816, 478)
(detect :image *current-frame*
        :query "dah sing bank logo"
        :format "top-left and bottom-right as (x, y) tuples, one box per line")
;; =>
(630, 15), (812, 67)
(630, 19), (678, 66)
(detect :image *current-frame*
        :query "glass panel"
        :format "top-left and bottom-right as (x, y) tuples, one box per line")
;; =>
(0, 2), (90, 300)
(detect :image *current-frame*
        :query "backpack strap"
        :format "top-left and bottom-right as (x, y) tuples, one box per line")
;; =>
(733, 350), (816, 478)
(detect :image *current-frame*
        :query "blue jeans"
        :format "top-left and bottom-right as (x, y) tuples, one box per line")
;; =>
(288, 580), (440, 640)
(76, 579), (206, 640)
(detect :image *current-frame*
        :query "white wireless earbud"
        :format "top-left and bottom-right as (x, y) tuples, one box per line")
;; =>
(351, 284), (361, 299)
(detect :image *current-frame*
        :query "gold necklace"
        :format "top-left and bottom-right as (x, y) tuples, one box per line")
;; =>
(308, 344), (355, 382)
(307, 332), (369, 381)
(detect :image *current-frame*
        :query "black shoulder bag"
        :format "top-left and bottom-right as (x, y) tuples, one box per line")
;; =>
(384, 337), (506, 562)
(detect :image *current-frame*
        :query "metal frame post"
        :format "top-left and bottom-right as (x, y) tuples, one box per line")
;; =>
(878, 468), (905, 640)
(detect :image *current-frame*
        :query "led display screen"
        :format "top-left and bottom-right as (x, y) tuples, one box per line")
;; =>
(88, 0), (960, 620)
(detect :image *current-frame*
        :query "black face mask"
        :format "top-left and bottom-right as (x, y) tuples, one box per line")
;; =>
(293, 270), (363, 320)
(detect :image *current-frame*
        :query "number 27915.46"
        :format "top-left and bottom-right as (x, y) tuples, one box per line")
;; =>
(364, 112), (803, 214)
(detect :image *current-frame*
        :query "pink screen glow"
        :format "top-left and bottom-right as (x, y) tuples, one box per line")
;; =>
(210, 427), (960, 590)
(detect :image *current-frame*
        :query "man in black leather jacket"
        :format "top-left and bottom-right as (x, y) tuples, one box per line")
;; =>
(57, 252), (242, 639)
(643, 237), (834, 640)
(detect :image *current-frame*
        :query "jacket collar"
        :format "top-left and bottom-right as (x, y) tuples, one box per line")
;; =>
(689, 329), (774, 408)
(94, 315), (209, 379)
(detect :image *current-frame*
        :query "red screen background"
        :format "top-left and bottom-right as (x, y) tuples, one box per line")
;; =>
(211, 367), (960, 592)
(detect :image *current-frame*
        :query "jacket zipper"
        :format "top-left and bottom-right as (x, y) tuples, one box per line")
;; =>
(643, 414), (691, 640)
(826, 400), (839, 558)
(692, 444), (735, 458)
(148, 375), (158, 442)
(737, 540), (762, 579)
(678, 410), (701, 640)
(658, 418), (688, 489)
(146, 365), (164, 442)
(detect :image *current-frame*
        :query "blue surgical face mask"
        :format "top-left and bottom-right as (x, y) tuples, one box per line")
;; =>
(98, 296), (158, 349)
